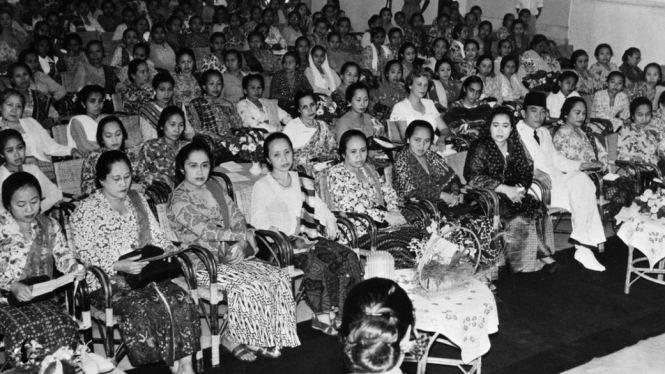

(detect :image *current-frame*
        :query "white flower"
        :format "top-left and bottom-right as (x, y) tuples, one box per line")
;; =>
(229, 145), (239, 154)
(316, 108), (324, 116)
(241, 144), (248, 151)
(247, 143), (256, 152)
(643, 189), (654, 199)
(426, 221), (438, 234)
(651, 206), (660, 214)
(240, 136), (247, 142)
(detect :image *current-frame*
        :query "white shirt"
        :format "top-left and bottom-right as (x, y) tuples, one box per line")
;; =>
(14, 118), (73, 163)
(38, 55), (58, 76)
(516, 119), (581, 178)
(389, 98), (440, 131)
(236, 98), (291, 133)
(283, 118), (319, 149)
(516, 0), (544, 15)
(250, 171), (335, 235)
(546, 90), (580, 118)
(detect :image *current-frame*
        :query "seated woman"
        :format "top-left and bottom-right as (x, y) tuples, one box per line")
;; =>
(618, 97), (660, 166)
(0, 172), (85, 362)
(517, 34), (561, 91)
(553, 97), (636, 220)
(340, 278), (420, 374)
(137, 106), (188, 187)
(20, 49), (67, 104)
(7, 62), (58, 129)
(422, 37), (448, 72)
(389, 68), (450, 146)
(221, 50), (247, 105)
(80, 116), (142, 195)
(173, 48), (202, 108)
(66, 85), (107, 155)
(496, 55), (529, 103)
(200, 32), (227, 74)
(110, 28), (139, 68)
(392, 120), (497, 262)
(361, 26), (391, 78)
(237, 74), (291, 133)
(243, 31), (280, 75)
(546, 71), (581, 120)
(168, 143), (299, 361)
(446, 23), (468, 79)
(139, 72), (193, 142)
(62, 33), (88, 73)
(428, 59), (460, 111)
(0, 130), (62, 214)
(336, 83), (385, 142)
(222, 13), (246, 51)
(187, 69), (243, 162)
(71, 151), (199, 374)
(464, 106), (556, 273)
(634, 63), (665, 110)
(305, 46), (341, 97)
(0, 89), (81, 180)
(149, 23), (177, 72)
(327, 131), (406, 232)
(398, 42), (420, 81)
(269, 52), (313, 114)
(250, 132), (364, 336)
(72, 41), (119, 114)
(446, 76), (492, 137)
(588, 43), (618, 92)
(369, 60), (407, 120)
(282, 90), (338, 175)
(591, 71), (630, 133)
(455, 39), (479, 79)
(507, 19), (530, 57)
(570, 49), (597, 97)
(121, 58), (154, 115)
(619, 47), (643, 98)
(330, 62), (361, 119)
(476, 54), (500, 101)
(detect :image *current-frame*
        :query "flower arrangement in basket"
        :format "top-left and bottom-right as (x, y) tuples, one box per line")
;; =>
(409, 222), (479, 294)
(227, 129), (264, 163)
(633, 189), (665, 220)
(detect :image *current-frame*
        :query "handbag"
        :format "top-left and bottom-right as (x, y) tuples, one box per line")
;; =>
(4, 275), (54, 307)
(118, 245), (182, 289)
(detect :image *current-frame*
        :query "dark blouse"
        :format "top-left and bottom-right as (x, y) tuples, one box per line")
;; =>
(392, 148), (461, 201)
(269, 69), (313, 112)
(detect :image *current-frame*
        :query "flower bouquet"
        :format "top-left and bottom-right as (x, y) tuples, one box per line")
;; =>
(409, 222), (479, 296)
(314, 94), (337, 124)
(522, 70), (560, 92)
(227, 129), (264, 164)
(633, 189), (665, 220)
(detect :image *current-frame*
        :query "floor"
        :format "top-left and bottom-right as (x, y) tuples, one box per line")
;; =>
(123, 222), (665, 374)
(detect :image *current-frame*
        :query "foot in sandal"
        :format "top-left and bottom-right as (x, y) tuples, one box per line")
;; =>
(221, 337), (257, 362)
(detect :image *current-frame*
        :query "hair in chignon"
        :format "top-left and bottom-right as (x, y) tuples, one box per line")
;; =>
(338, 129), (367, 158)
(262, 132), (293, 170)
(175, 141), (214, 184)
(95, 150), (132, 189)
(95, 116), (128, 149)
(560, 96), (587, 122)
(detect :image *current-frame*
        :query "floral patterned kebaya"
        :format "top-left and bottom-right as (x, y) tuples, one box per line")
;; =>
(618, 123), (659, 165)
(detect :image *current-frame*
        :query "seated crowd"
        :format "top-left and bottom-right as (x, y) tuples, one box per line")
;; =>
(0, 0), (662, 373)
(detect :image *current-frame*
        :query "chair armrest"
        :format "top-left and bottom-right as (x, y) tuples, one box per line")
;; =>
(338, 212), (376, 250)
(403, 200), (431, 227)
(175, 250), (197, 291)
(210, 171), (236, 202)
(465, 187), (501, 231)
(530, 178), (551, 206)
(334, 215), (359, 249)
(187, 245), (218, 285)
(255, 229), (292, 267)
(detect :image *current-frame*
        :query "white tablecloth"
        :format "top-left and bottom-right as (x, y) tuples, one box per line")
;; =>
(616, 204), (665, 269)
(394, 269), (499, 364)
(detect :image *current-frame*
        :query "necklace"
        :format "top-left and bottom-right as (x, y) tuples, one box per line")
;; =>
(271, 172), (291, 187)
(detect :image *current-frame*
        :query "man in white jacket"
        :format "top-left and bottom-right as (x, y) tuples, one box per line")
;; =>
(517, 92), (606, 271)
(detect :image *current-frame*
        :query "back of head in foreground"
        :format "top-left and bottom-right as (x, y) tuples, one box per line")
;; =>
(340, 278), (416, 373)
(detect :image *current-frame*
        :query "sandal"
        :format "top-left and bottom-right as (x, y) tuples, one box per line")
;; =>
(221, 343), (257, 362)
(311, 317), (338, 336)
(249, 347), (281, 359)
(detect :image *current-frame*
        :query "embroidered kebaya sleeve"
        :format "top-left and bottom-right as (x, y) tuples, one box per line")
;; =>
(50, 217), (79, 274)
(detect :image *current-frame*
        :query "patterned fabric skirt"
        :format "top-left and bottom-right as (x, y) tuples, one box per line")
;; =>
(0, 300), (79, 361)
(294, 239), (364, 314)
(89, 281), (200, 367)
(504, 215), (555, 273)
(195, 260), (300, 349)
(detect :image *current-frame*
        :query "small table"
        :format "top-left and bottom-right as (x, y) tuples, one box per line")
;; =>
(395, 269), (499, 374)
(214, 162), (268, 223)
(616, 205), (665, 294)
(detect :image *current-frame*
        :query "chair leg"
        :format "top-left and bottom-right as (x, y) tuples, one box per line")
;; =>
(625, 245), (634, 294)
